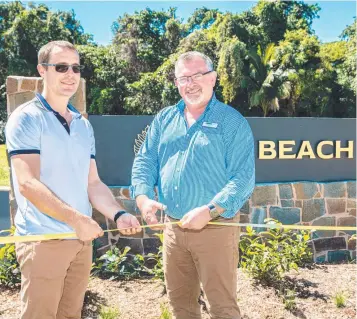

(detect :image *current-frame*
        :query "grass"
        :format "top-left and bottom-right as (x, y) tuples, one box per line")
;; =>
(283, 289), (297, 311)
(99, 305), (121, 319)
(159, 302), (172, 319)
(333, 291), (347, 308)
(0, 144), (10, 187)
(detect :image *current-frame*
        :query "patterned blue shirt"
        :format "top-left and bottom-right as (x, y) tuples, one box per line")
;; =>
(131, 94), (255, 219)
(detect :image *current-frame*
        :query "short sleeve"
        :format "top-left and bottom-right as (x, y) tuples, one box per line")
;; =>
(5, 111), (41, 157)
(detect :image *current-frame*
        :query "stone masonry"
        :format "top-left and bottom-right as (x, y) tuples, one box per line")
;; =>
(91, 182), (357, 263)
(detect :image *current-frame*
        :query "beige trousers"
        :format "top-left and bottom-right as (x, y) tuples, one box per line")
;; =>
(15, 239), (92, 319)
(163, 216), (241, 319)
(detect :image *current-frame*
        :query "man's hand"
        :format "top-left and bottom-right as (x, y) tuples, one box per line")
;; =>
(180, 206), (211, 230)
(72, 215), (104, 241)
(116, 213), (142, 236)
(137, 196), (166, 230)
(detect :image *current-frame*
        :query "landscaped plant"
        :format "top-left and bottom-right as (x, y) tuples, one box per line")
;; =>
(92, 246), (145, 280)
(145, 233), (165, 282)
(283, 289), (297, 310)
(333, 291), (347, 308)
(239, 218), (313, 284)
(99, 305), (121, 319)
(159, 302), (172, 319)
(0, 227), (21, 288)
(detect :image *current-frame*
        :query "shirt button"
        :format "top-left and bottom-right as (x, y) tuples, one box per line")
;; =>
(174, 186), (178, 190)
(176, 168), (180, 172)
(186, 134), (190, 137)
(176, 204), (179, 208)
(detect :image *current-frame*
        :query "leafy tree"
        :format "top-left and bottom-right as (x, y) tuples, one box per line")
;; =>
(112, 8), (185, 76)
(78, 45), (130, 114)
(253, 0), (320, 44)
(245, 44), (293, 117)
(338, 18), (356, 95)
(0, 1), (92, 141)
(124, 55), (179, 114)
(0, 1), (354, 119)
(186, 7), (220, 32)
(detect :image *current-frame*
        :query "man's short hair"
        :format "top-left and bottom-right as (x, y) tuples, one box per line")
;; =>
(38, 41), (78, 64)
(175, 51), (214, 75)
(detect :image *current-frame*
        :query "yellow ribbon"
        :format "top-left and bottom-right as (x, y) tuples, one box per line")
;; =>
(0, 222), (355, 245)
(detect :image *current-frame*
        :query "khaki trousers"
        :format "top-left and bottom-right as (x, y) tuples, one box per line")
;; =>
(163, 217), (241, 319)
(15, 239), (92, 319)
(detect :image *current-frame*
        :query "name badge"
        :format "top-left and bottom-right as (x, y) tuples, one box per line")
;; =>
(202, 122), (218, 129)
(202, 122), (218, 128)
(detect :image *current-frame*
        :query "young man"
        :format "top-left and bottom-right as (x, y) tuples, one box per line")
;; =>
(5, 40), (141, 319)
(131, 51), (255, 319)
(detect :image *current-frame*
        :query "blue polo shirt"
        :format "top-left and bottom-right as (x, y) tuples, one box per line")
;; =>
(5, 93), (95, 236)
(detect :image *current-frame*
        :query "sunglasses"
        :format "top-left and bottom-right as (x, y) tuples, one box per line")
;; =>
(41, 63), (85, 74)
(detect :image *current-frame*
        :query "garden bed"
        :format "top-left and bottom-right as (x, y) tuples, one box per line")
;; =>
(0, 263), (355, 319)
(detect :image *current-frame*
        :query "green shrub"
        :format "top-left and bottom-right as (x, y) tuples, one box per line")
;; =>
(283, 289), (297, 310)
(333, 291), (347, 308)
(99, 305), (121, 319)
(92, 246), (145, 280)
(144, 233), (165, 282)
(0, 227), (21, 288)
(239, 218), (313, 284)
(159, 302), (172, 319)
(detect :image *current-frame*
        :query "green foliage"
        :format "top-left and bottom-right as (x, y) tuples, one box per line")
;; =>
(283, 289), (297, 310)
(253, 1), (320, 43)
(0, 144), (10, 186)
(217, 37), (247, 103)
(99, 305), (121, 319)
(77, 45), (130, 115)
(0, 227), (21, 288)
(1, 2), (92, 73)
(245, 43), (293, 116)
(112, 8), (184, 74)
(338, 18), (356, 95)
(159, 302), (172, 319)
(92, 246), (145, 280)
(144, 233), (165, 282)
(186, 7), (220, 33)
(0, 1), (355, 118)
(0, 1), (92, 136)
(333, 291), (347, 308)
(124, 58), (179, 115)
(239, 218), (313, 284)
(92, 235), (165, 282)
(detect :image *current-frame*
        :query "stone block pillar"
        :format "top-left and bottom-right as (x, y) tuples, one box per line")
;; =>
(6, 76), (87, 115)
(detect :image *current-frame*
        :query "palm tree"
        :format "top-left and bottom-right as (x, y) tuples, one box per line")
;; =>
(245, 43), (293, 117)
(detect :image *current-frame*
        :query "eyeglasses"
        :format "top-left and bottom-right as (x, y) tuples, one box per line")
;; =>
(175, 70), (213, 86)
(41, 63), (85, 74)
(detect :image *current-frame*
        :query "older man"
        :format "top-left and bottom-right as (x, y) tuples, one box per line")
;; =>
(131, 51), (255, 319)
(6, 40), (141, 319)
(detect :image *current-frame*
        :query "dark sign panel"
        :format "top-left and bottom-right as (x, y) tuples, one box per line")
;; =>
(89, 116), (356, 186)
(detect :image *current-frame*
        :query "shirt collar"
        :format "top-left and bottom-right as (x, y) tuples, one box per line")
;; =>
(35, 93), (82, 119)
(176, 92), (217, 115)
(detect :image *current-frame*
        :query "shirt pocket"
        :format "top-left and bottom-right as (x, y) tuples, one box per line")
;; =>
(195, 127), (222, 147)
(191, 127), (225, 169)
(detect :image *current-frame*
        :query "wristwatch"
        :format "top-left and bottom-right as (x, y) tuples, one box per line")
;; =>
(207, 203), (221, 220)
(114, 210), (127, 223)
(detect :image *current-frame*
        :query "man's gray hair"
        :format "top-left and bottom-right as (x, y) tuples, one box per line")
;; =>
(175, 51), (214, 75)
